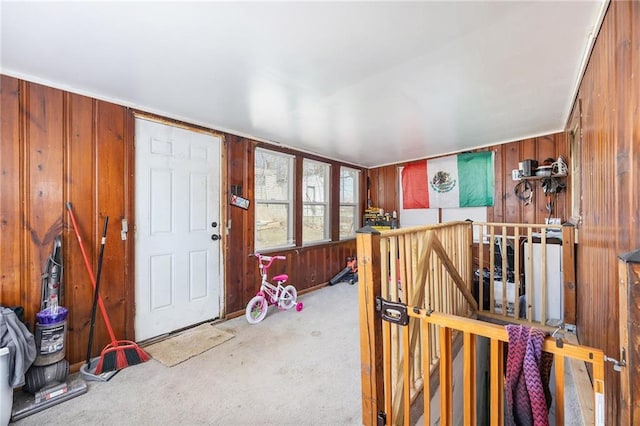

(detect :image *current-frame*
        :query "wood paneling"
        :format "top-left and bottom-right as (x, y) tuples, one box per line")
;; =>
(485, 134), (570, 225)
(0, 76), (22, 306)
(95, 101), (128, 343)
(65, 92), (97, 362)
(367, 165), (399, 215)
(224, 134), (254, 314)
(570, 2), (640, 424)
(25, 83), (65, 326)
(0, 77), (132, 364)
(618, 257), (640, 425)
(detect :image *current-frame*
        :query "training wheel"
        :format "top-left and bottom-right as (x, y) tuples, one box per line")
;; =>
(296, 302), (303, 312)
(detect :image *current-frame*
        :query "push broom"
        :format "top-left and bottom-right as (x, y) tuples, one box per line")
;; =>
(66, 202), (149, 373)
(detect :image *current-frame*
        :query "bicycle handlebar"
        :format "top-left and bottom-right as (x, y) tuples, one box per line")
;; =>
(253, 253), (286, 270)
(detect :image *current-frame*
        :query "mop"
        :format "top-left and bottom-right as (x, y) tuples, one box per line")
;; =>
(66, 203), (150, 373)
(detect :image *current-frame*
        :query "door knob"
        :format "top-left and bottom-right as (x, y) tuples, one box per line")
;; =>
(211, 234), (221, 241)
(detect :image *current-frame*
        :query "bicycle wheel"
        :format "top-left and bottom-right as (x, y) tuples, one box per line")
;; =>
(279, 285), (297, 310)
(245, 295), (268, 324)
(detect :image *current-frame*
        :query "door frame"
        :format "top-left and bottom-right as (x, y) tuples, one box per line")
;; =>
(125, 110), (227, 340)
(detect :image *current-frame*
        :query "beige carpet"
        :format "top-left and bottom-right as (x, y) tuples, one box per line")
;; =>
(143, 323), (234, 367)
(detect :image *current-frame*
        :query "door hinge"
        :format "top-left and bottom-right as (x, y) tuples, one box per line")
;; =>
(377, 411), (387, 426)
(375, 297), (409, 326)
(604, 347), (626, 372)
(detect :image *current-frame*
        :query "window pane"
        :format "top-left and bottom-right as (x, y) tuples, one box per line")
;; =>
(340, 167), (360, 239)
(303, 160), (329, 202)
(255, 149), (292, 201)
(303, 205), (326, 243)
(339, 205), (357, 240)
(255, 149), (294, 250)
(303, 159), (330, 243)
(340, 168), (359, 203)
(255, 203), (291, 249)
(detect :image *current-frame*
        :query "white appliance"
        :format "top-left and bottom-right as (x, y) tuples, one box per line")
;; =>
(493, 281), (517, 316)
(0, 347), (11, 426)
(524, 241), (563, 324)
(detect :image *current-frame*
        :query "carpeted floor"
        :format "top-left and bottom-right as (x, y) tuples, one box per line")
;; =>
(11, 283), (363, 425)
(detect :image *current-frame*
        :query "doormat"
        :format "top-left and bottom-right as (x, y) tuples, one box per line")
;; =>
(144, 323), (234, 367)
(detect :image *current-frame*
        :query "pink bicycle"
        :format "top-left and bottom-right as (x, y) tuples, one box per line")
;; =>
(245, 253), (303, 324)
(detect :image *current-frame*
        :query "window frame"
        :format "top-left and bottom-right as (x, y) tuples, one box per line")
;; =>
(253, 144), (363, 251)
(254, 148), (295, 250)
(302, 158), (331, 244)
(339, 166), (361, 240)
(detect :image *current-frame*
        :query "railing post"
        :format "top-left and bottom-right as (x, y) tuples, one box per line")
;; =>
(562, 224), (577, 326)
(490, 338), (504, 426)
(463, 332), (477, 425)
(466, 221), (474, 316)
(357, 226), (384, 426)
(618, 250), (640, 425)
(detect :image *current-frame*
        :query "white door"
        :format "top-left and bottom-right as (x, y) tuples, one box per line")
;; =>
(135, 117), (222, 341)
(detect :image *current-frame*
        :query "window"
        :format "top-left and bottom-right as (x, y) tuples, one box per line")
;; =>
(254, 147), (362, 247)
(339, 167), (360, 239)
(254, 148), (294, 250)
(302, 159), (330, 243)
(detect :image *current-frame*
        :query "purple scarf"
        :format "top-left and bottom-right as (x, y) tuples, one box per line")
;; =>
(505, 324), (553, 426)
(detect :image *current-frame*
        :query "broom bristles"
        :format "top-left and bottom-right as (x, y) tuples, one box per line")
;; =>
(95, 340), (150, 374)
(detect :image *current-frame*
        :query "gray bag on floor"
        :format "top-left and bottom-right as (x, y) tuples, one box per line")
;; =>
(0, 307), (37, 388)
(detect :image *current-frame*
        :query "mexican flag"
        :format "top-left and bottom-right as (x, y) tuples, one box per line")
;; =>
(402, 152), (494, 209)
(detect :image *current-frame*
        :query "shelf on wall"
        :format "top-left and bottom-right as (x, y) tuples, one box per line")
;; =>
(514, 173), (567, 181)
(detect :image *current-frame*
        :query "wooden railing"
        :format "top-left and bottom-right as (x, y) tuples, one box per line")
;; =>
(357, 221), (477, 425)
(471, 222), (576, 328)
(357, 221), (603, 425)
(390, 307), (605, 425)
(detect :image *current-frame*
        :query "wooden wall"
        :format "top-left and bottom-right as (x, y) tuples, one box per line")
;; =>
(1, 75), (360, 365)
(368, 132), (569, 227)
(568, 2), (640, 424)
(0, 77), (133, 364)
(487, 134), (569, 224)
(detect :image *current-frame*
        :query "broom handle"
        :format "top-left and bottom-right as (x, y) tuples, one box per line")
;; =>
(85, 215), (109, 365)
(66, 202), (118, 344)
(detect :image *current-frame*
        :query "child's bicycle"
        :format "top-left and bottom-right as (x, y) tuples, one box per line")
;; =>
(245, 253), (303, 324)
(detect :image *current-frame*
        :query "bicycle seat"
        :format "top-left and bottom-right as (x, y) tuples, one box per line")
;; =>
(273, 274), (288, 283)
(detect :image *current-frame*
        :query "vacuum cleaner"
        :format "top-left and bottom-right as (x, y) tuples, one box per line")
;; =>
(11, 236), (87, 421)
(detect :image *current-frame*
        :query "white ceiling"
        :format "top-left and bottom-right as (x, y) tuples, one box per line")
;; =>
(1, 1), (607, 168)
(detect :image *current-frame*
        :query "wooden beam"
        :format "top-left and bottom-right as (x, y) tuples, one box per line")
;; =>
(618, 255), (640, 425)
(356, 228), (384, 426)
(490, 338), (503, 426)
(554, 354), (565, 425)
(422, 319), (431, 425)
(439, 327), (453, 425)
(431, 233), (479, 311)
(463, 332), (477, 425)
(565, 333), (595, 424)
(403, 325), (411, 425)
(562, 224), (576, 325)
